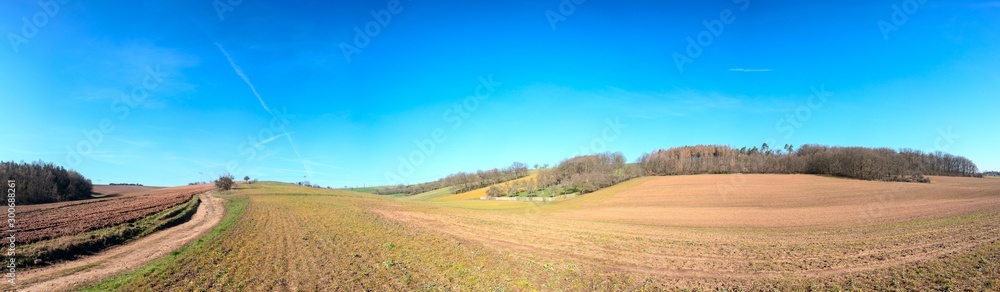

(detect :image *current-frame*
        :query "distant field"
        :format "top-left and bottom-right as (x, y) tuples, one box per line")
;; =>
(398, 186), (454, 201)
(389, 173), (545, 210)
(338, 186), (381, 194)
(91, 184), (163, 196)
(92, 176), (1000, 290)
(432, 173), (540, 202)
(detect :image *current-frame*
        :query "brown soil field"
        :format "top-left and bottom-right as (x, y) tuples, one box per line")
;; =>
(91, 184), (163, 196)
(550, 174), (1000, 228)
(373, 174), (1000, 287)
(15, 192), (227, 292)
(18, 184), (214, 244)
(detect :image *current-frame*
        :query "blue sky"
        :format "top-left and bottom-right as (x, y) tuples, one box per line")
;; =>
(2, 0), (998, 187)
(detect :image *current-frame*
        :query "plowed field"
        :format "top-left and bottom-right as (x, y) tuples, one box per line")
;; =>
(373, 175), (1000, 288)
(17, 184), (214, 244)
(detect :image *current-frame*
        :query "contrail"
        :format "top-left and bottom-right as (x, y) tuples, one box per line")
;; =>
(214, 42), (313, 179)
(254, 133), (291, 148)
(214, 42), (272, 116)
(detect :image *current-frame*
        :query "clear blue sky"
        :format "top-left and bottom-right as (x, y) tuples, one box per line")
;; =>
(2, 0), (998, 187)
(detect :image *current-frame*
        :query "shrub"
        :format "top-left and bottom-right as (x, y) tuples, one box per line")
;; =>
(215, 174), (235, 191)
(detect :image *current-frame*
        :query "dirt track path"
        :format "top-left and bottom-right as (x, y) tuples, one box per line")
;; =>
(15, 192), (226, 292)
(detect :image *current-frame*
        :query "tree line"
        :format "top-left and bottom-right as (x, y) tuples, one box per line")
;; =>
(638, 144), (979, 182)
(487, 152), (643, 197)
(379, 144), (983, 197)
(374, 162), (530, 195)
(109, 183), (144, 186)
(473, 144), (984, 198)
(0, 160), (94, 205)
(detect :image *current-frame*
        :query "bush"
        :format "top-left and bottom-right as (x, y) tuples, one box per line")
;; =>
(215, 174), (235, 191)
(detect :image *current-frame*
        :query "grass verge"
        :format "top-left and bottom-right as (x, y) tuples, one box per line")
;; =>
(83, 196), (247, 291)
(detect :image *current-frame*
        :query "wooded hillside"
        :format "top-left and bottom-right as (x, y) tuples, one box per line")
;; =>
(638, 144), (978, 182)
(1, 160), (94, 205)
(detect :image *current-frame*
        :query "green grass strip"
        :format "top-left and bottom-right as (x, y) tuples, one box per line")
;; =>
(84, 196), (248, 291)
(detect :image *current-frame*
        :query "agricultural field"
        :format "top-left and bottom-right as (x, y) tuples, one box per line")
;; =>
(15, 192), (225, 292)
(89, 175), (1000, 290)
(91, 184), (163, 197)
(17, 184), (214, 244)
(432, 173), (540, 202)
